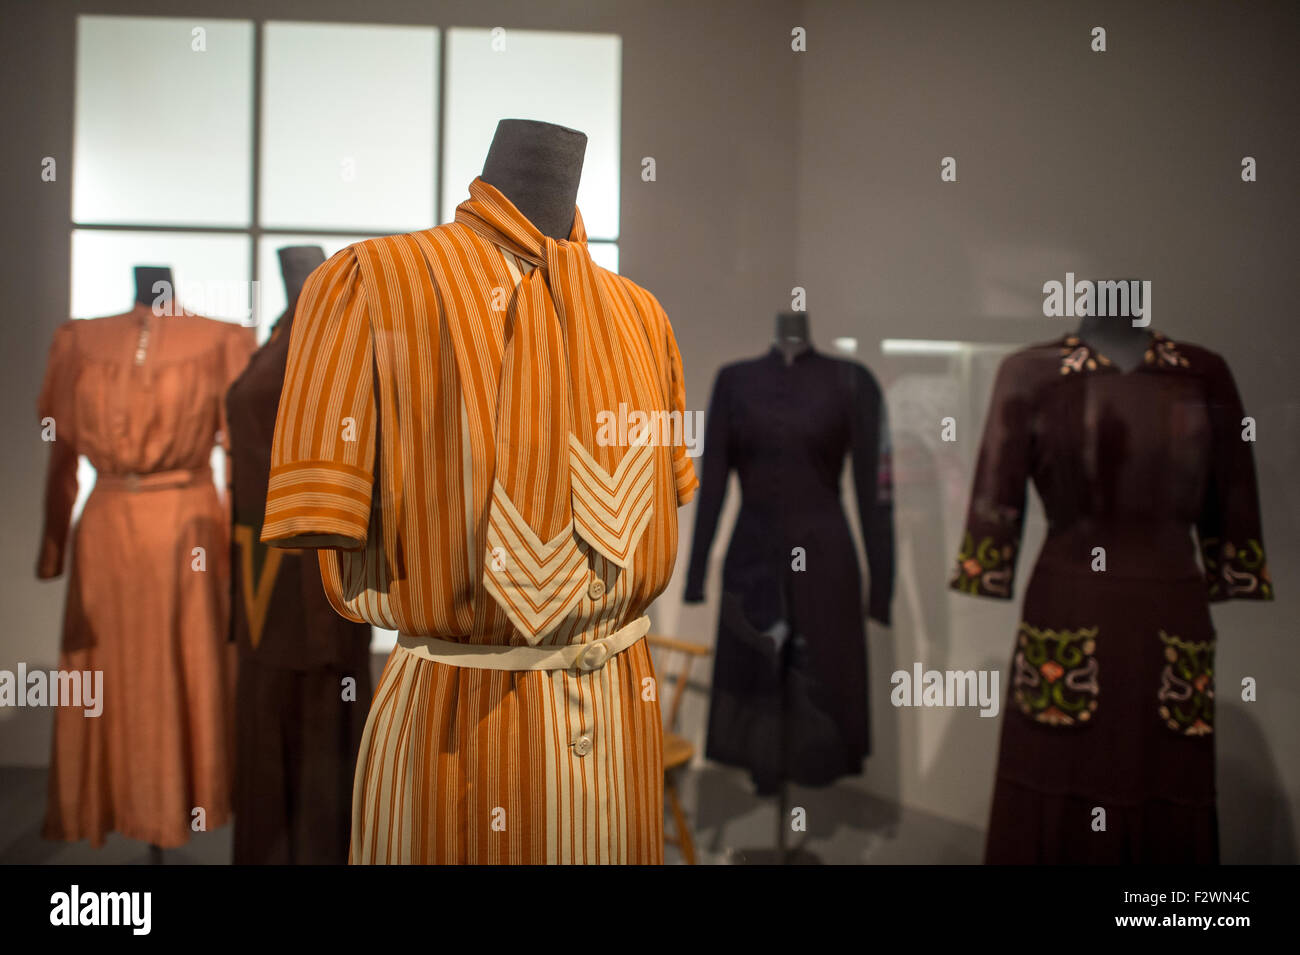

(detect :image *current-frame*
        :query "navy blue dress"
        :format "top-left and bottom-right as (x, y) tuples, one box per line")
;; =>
(685, 346), (895, 793)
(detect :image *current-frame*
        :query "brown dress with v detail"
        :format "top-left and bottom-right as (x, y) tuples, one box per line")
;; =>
(226, 311), (372, 865)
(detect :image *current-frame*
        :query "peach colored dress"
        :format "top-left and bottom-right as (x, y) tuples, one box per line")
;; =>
(36, 305), (255, 848)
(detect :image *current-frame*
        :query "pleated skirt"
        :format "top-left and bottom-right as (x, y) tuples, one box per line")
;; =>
(985, 568), (1219, 864)
(987, 778), (1219, 864)
(43, 483), (234, 849)
(349, 637), (663, 864)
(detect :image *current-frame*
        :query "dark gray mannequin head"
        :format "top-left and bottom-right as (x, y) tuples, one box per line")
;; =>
(480, 119), (588, 240)
(277, 245), (326, 309)
(134, 265), (173, 307)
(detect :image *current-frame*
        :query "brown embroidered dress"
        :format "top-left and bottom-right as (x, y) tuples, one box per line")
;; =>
(952, 332), (1272, 864)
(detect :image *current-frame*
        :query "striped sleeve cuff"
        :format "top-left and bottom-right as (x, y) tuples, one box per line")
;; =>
(261, 460), (372, 548)
(675, 454), (699, 506)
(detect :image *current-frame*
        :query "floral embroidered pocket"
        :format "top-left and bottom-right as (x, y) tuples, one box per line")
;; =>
(1157, 631), (1214, 736)
(1012, 624), (1100, 727)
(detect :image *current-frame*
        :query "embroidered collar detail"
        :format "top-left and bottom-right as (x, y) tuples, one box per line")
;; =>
(1058, 336), (1112, 375)
(1145, 332), (1190, 369)
(1057, 331), (1188, 375)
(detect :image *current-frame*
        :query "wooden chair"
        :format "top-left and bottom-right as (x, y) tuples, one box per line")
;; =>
(646, 632), (711, 865)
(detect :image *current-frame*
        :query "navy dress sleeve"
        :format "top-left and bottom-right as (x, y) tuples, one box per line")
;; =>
(684, 367), (732, 603)
(849, 364), (895, 625)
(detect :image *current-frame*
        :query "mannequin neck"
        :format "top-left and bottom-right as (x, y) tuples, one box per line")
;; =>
(278, 246), (326, 314)
(1076, 280), (1152, 371)
(134, 266), (173, 308)
(480, 119), (587, 240)
(775, 312), (811, 364)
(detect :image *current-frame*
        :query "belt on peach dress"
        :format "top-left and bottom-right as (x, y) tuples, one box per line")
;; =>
(395, 615), (650, 673)
(95, 465), (212, 493)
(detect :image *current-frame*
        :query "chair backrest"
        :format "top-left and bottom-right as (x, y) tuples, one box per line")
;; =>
(645, 633), (711, 733)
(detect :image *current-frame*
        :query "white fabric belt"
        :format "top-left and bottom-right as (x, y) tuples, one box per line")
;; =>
(395, 615), (650, 672)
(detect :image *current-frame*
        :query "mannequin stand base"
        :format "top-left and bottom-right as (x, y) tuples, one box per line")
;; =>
(725, 846), (823, 865)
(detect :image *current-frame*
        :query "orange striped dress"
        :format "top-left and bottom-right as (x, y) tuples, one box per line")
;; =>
(261, 177), (697, 864)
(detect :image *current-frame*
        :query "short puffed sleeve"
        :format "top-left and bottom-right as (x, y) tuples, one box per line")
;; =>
(261, 247), (376, 550)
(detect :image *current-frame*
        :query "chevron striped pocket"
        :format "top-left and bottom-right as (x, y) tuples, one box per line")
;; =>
(482, 436), (658, 646)
(567, 435), (655, 569)
(482, 480), (589, 645)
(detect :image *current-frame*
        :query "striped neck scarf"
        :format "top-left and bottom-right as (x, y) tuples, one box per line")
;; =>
(455, 177), (657, 641)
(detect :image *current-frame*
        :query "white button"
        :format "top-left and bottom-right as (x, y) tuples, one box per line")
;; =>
(579, 643), (609, 671)
(573, 734), (593, 757)
(588, 577), (606, 600)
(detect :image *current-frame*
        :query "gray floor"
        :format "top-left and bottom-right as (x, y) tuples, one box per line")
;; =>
(0, 766), (232, 864)
(0, 764), (983, 865)
(669, 765), (983, 864)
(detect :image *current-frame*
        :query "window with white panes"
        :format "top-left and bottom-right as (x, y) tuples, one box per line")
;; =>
(70, 14), (622, 652)
(72, 15), (622, 330)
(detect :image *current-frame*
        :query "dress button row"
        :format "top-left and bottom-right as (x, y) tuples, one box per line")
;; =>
(587, 576), (606, 600)
(573, 734), (593, 758)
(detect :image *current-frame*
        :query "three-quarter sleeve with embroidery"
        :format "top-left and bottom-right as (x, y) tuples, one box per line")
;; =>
(950, 354), (1033, 600)
(1195, 351), (1272, 601)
